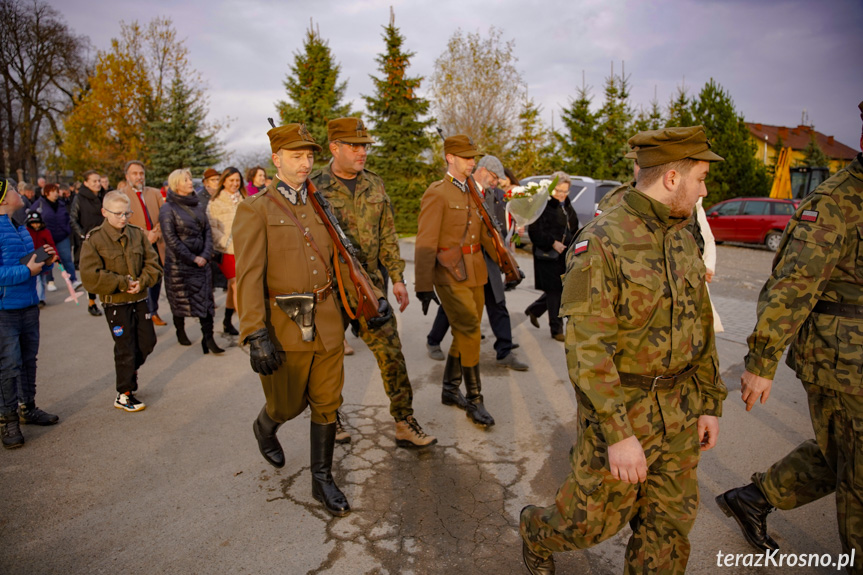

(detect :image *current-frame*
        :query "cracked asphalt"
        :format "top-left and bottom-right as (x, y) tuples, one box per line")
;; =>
(0, 242), (843, 574)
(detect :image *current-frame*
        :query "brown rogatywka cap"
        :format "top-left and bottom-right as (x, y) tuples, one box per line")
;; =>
(630, 125), (724, 168)
(202, 168), (219, 180)
(444, 134), (480, 158)
(267, 123), (322, 153)
(328, 117), (373, 144)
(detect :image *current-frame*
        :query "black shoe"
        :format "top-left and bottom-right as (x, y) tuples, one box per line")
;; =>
(174, 316), (192, 346)
(526, 310), (540, 329)
(522, 541), (555, 575)
(310, 421), (351, 517)
(441, 354), (468, 410)
(18, 402), (59, 425)
(202, 336), (225, 354)
(223, 308), (239, 336)
(1, 414), (25, 449)
(253, 406), (284, 468)
(88, 303), (102, 316)
(716, 484), (779, 551)
(463, 364), (495, 427)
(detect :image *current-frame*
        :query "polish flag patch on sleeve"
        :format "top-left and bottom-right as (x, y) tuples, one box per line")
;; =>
(572, 240), (589, 256)
(800, 210), (819, 222)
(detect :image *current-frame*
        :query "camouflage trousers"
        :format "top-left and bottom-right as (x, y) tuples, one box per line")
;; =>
(356, 313), (414, 422)
(520, 385), (702, 574)
(753, 383), (863, 573)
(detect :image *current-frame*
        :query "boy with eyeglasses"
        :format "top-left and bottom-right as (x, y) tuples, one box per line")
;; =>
(79, 191), (162, 412)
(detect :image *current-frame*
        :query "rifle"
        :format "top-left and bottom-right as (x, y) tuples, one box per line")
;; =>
(464, 176), (523, 286)
(305, 178), (380, 321)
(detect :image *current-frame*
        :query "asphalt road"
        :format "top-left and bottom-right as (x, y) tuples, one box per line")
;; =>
(0, 242), (844, 574)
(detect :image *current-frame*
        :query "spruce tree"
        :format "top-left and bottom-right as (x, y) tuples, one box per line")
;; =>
(556, 82), (600, 176)
(147, 75), (222, 185)
(666, 86), (695, 127)
(802, 132), (830, 170)
(509, 96), (555, 177)
(276, 21), (351, 163)
(595, 63), (633, 181)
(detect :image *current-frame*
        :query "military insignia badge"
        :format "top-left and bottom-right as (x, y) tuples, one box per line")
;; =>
(298, 123), (312, 142)
(356, 119), (365, 135)
(801, 210), (819, 222)
(572, 240), (589, 255)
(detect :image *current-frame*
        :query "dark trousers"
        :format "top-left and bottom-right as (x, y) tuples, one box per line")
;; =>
(147, 245), (162, 315)
(104, 300), (157, 394)
(0, 305), (39, 415)
(427, 281), (514, 360)
(526, 291), (563, 335)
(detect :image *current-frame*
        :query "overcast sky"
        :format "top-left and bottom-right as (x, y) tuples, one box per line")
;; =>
(56, 0), (863, 166)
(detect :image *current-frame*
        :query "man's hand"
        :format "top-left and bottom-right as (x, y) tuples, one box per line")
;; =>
(705, 268), (715, 283)
(147, 227), (160, 244)
(247, 329), (283, 376)
(367, 298), (393, 329)
(43, 244), (58, 264)
(697, 415), (719, 451)
(126, 279), (141, 294)
(25, 254), (45, 276)
(194, 256), (207, 267)
(741, 370), (773, 411)
(416, 291), (440, 316)
(608, 435), (648, 484)
(392, 281), (409, 312)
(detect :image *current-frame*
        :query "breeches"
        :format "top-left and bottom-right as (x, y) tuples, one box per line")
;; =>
(436, 283), (484, 367)
(260, 344), (344, 425)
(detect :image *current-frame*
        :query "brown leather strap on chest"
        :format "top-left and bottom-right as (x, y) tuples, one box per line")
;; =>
(266, 195), (332, 283)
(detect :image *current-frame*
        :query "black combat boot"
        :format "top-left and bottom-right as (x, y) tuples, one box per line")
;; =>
(1, 412), (25, 449)
(463, 364), (495, 427)
(441, 354), (468, 410)
(174, 315), (192, 346)
(18, 402), (59, 425)
(223, 307), (239, 336)
(201, 314), (225, 355)
(310, 421), (351, 517)
(716, 483), (779, 551)
(252, 405), (284, 468)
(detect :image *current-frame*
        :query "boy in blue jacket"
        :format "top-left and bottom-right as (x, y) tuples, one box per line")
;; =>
(0, 179), (59, 449)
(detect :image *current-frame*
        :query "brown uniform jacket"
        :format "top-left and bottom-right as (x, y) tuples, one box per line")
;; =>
(79, 222), (162, 305)
(414, 177), (500, 293)
(122, 185), (166, 262)
(233, 179), (375, 353)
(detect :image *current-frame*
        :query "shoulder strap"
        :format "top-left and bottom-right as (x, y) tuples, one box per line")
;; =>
(265, 195), (332, 282)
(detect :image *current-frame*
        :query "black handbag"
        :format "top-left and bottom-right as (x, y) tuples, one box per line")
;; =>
(534, 247), (559, 261)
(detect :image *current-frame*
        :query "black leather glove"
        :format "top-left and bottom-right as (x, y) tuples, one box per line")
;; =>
(349, 319), (360, 337)
(416, 291), (440, 316)
(246, 328), (282, 376)
(367, 298), (392, 330)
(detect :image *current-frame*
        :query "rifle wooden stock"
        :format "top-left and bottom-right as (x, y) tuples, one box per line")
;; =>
(305, 179), (380, 321)
(465, 177), (522, 285)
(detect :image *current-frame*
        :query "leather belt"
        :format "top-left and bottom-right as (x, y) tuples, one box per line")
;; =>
(813, 300), (863, 319)
(438, 243), (481, 255)
(269, 280), (333, 304)
(618, 364), (698, 392)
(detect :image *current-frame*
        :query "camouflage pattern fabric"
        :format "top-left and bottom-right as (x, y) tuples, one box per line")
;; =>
(311, 165), (413, 421)
(753, 383), (863, 572)
(520, 186), (726, 571)
(594, 182), (629, 215)
(745, 155), (863, 395)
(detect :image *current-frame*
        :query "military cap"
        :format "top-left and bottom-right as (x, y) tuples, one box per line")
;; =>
(444, 134), (480, 158)
(202, 168), (219, 180)
(267, 123), (322, 153)
(630, 126), (724, 168)
(328, 117), (373, 144)
(477, 155), (505, 178)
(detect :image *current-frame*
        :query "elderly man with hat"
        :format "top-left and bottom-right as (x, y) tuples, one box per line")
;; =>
(715, 101), (863, 573)
(198, 168), (221, 210)
(310, 117), (436, 448)
(519, 125), (727, 574)
(415, 135), (507, 428)
(232, 123), (388, 517)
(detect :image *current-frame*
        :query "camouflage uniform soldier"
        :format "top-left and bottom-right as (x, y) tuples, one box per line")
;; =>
(519, 126), (727, 575)
(310, 118), (436, 448)
(716, 101), (863, 573)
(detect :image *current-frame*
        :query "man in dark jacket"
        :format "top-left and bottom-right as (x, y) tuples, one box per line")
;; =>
(70, 170), (105, 316)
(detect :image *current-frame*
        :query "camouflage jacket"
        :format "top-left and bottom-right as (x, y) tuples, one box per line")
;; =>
(746, 154), (863, 395)
(310, 164), (404, 291)
(594, 182), (630, 215)
(560, 187), (726, 445)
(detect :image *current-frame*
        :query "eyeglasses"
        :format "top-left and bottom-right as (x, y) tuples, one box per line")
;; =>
(335, 141), (370, 152)
(105, 208), (134, 219)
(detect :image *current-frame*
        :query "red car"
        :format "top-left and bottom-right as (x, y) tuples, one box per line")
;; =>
(705, 197), (801, 251)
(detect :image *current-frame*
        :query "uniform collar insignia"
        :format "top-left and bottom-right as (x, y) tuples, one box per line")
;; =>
(277, 180), (307, 205)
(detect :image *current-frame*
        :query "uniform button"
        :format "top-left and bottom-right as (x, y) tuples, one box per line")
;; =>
(306, 242), (310, 247)
(313, 270), (318, 275)
(280, 219), (284, 223)
(314, 284), (318, 289)
(471, 235), (475, 239)
(301, 213), (306, 218)
(310, 256), (316, 261)
(305, 227), (310, 232)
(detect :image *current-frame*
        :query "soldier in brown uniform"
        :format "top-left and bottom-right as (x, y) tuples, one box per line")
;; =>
(232, 123), (390, 517)
(415, 135), (503, 428)
(311, 118), (436, 448)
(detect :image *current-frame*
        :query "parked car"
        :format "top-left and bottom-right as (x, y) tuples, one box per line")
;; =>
(519, 175), (621, 228)
(704, 197), (801, 251)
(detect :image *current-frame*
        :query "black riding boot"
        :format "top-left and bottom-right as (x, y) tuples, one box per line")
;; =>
(716, 483), (779, 551)
(310, 421), (350, 517)
(441, 354), (468, 409)
(463, 364), (495, 427)
(252, 405), (284, 468)
(223, 307), (239, 336)
(174, 315), (192, 346)
(201, 314), (225, 354)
